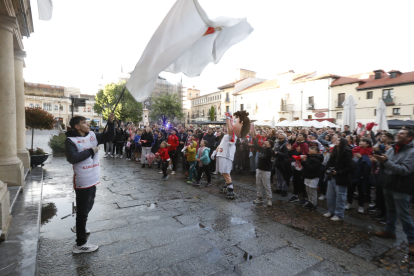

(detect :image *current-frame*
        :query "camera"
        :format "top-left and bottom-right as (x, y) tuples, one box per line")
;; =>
(326, 167), (335, 176)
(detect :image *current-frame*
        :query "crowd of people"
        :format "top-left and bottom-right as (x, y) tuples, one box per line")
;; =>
(100, 121), (414, 256)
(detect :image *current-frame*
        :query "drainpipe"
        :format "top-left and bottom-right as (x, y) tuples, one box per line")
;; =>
(300, 89), (303, 119)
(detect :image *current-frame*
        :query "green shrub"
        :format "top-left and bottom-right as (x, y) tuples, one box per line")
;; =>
(48, 134), (66, 151)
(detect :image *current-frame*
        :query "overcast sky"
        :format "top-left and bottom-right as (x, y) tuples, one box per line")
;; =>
(24, 0), (414, 96)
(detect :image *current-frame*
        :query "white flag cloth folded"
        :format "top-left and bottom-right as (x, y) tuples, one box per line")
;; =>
(37, 0), (53, 21)
(126, 0), (253, 102)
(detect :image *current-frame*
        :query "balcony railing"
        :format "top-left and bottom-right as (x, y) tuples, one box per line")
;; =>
(383, 96), (395, 106)
(335, 100), (343, 108)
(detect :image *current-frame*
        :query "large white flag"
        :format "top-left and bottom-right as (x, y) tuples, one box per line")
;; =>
(126, 0), (253, 102)
(37, 0), (53, 21)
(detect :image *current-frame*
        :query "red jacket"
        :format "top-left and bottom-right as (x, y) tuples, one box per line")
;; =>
(157, 148), (170, 161)
(292, 141), (309, 155)
(352, 146), (373, 156)
(167, 134), (179, 151)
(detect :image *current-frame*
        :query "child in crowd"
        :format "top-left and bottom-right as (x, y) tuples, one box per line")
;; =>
(301, 146), (323, 212)
(252, 137), (275, 207)
(134, 130), (142, 162)
(125, 137), (132, 160)
(195, 140), (211, 187)
(318, 144), (331, 200)
(186, 141), (198, 184)
(157, 141), (170, 180)
(288, 133), (309, 205)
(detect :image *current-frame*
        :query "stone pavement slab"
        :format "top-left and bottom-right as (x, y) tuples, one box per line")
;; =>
(3, 147), (412, 275)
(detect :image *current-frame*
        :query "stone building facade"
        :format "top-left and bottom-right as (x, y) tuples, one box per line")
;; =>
(24, 83), (103, 128)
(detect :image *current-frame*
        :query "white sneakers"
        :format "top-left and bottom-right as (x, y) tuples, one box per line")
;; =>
(345, 203), (351, 210)
(318, 195), (326, 200)
(159, 171), (163, 174)
(103, 154), (108, 158)
(358, 206), (364, 214)
(330, 216), (343, 221)
(71, 225), (91, 234)
(213, 172), (218, 175)
(120, 155), (123, 159)
(323, 212), (332, 218)
(73, 242), (99, 254)
(253, 198), (263, 204)
(171, 171), (176, 175)
(267, 200), (272, 207)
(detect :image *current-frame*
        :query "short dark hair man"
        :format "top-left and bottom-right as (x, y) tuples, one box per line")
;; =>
(65, 113), (115, 254)
(373, 129), (414, 256)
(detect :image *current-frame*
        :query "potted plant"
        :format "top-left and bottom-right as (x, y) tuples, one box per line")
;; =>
(25, 107), (55, 167)
(48, 134), (66, 157)
(28, 148), (50, 168)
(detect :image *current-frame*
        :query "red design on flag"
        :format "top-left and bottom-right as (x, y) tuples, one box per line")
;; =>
(90, 136), (95, 141)
(203, 27), (215, 36)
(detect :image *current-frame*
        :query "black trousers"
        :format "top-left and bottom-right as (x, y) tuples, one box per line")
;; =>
(75, 185), (96, 246)
(168, 150), (177, 171)
(292, 169), (307, 198)
(318, 165), (327, 195)
(376, 185), (386, 215)
(126, 148), (132, 159)
(196, 164), (211, 183)
(116, 142), (124, 155)
(162, 160), (169, 176)
(348, 178), (370, 206)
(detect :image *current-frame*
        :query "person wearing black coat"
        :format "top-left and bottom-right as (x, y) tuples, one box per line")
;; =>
(325, 138), (354, 221)
(272, 133), (291, 197)
(176, 128), (188, 169)
(301, 148), (323, 211)
(203, 129), (216, 172)
(115, 127), (124, 158)
(140, 128), (154, 168)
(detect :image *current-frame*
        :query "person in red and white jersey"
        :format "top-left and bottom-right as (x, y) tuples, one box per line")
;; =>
(65, 113), (115, 254)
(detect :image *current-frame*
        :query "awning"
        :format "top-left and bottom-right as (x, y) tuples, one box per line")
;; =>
(304, 118), (335, 122)
(387, 119), (414, 129)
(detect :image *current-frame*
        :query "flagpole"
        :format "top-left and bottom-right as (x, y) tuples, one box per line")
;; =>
(103, 86), (127, 133)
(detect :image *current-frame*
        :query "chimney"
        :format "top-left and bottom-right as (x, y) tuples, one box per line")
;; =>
(373, 69), (385, 80)
(388, 70), (402, 79)
(192, 86), (195, 89)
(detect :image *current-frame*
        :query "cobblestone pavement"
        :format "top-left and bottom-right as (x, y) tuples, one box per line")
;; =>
(36, 151), (412, 276)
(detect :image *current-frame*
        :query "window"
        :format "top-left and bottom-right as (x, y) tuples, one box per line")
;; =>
(29, 103), (34, 108)
(366, 91), (373, 99)
(337, 112), (342, 119)
(226, 93), (229, 101)
(226, 106), (229, 112)
(35, 104), (40, 108)
(60, 105), (63, 111)
(393, 108), (400, 115)
(189, 93), (191, 97)
(88, 107), (91, 112)
(383, 89), (394, 105)
(390, 72), (397, 79)
(375, 71), (381, 79)
(43, 103), (52, 111)
(308, 96), (314, 104)
(240, 104), (244, 110)
(337, 93), (345, 107)
(83, 107), (86, 112)
(54, 105), (58, 110)
(196, 94), (198, 97)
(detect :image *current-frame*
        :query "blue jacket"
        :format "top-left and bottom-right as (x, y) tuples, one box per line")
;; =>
(134, 134), (141, 147)
(196, 147), (211, 165)
(151, 134), (158, 147)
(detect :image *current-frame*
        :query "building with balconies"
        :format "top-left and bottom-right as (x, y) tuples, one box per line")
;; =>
(330, 69), (414, 127)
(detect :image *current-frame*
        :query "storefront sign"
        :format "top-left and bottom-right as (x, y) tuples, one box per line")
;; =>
(312, 109), (328, 113)
(314, 112), (326, 118)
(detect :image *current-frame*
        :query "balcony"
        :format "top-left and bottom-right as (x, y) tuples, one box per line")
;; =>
(279, 104), (293, 112)
(225, 98), (230, 103)
(306, 103), (314, 110)
(383, 96), (395, 106)
(335, 100), (343, 108)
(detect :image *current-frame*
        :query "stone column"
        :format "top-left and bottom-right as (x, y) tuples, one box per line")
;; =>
(0, 180), (12, 241)
(0, 15), (24, 188)
(142, 108), (149, 126)
(15, 50), (30, 171)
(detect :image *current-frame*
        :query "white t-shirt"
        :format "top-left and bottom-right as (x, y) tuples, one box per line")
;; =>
(216, 134), (236, 161)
